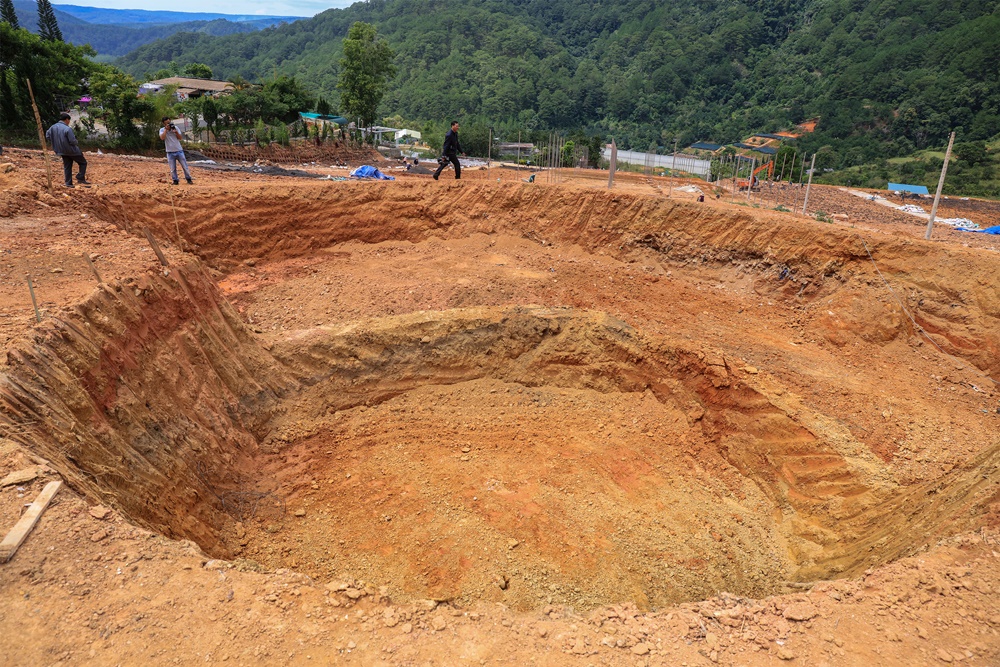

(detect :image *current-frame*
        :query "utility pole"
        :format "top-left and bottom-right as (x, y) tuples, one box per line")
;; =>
(925, 131), (956, 241)
(801, 153), (817, 216)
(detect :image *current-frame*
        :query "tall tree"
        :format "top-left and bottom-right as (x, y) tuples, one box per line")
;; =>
(183, 62), (213, 79)
(1, 0), (19, 29)
(337, 21), (395, 129)
(36, 0), (62, 42)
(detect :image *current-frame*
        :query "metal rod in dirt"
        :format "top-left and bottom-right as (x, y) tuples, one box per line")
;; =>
(487, 127), (492, 178)
(801, 153), (817, 216)
(83, 253), (102, 283)
(925, 131), (956, 241)
(25, 79), (54, 195)
(516, 131), (521, 172)
(143, 227), (169, 267)
(26, 274), (41, 322)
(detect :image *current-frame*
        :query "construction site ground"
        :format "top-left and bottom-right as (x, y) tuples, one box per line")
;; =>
(0, 148), (999, 666)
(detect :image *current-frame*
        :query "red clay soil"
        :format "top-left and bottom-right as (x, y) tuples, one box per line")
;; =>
(0, 147), (999, 666)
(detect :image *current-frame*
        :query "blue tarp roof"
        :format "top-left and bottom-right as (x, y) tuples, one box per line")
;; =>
(888, 182), (929, 195)
(734, 143), (777, 155)
(753, 133), (793, 141)
(690, 141), (723, 151)
(299, 112), (349, 124)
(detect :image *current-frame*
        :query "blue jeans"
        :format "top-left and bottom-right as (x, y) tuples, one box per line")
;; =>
(167, 150), (191, 182)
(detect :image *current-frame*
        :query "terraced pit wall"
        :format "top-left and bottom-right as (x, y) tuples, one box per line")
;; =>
(92, 182), (1000, 379)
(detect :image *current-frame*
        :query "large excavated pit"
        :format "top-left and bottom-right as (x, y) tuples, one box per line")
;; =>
(2, 181), (999, 611)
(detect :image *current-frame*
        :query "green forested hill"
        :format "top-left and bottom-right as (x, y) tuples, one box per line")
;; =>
(11, 1), (297, 57)
(116, 0), (1000, 158)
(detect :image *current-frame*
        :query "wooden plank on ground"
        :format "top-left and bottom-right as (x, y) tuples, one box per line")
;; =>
(0, 480), (62, 563)
(0, 466), (42, 488)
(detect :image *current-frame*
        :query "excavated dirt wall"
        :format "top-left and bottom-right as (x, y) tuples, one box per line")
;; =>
(0, 255), (997, 606)
(92, 182), (1000, 378)
(0, 180), (997, 609)
(0, 261), (295, 555)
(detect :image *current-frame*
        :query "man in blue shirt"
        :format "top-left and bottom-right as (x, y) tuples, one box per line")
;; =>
(45, 112), (88, 187)
(159, 117), (193, 185)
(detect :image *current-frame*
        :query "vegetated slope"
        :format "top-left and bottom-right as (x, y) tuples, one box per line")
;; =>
(116, 0), (1000, 155)
(11, 1), (300, 57)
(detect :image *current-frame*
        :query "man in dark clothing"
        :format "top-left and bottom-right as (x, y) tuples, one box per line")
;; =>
(433, 121), (462, 180)
(45, 112), (88, 187)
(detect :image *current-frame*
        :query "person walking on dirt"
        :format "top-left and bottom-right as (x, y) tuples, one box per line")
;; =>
(159, 117), (193, 185)
(45, 112), (88, 187)
(433, 121), (463, 180)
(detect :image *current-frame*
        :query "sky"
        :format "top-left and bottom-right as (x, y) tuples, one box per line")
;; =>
(57, 0), (354, 18)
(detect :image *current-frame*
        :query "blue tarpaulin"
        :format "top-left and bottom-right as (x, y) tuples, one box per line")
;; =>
(962, 225), (1000, 235)
(299, 112), (349, 125)
(350, 165), (395, 180)
(888, 182), (929, 195)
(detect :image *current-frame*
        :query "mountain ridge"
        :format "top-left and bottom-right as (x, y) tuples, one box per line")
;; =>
(103, 0), (1000, 157)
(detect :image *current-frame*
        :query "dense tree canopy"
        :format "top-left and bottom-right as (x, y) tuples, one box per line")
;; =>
(0, 22), (93, 130)
(115, 0), (1000, 161)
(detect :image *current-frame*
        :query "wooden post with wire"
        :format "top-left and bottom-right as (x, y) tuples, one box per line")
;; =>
(25, 79), (54, 195)
(925, 131), (956, 241)
(143, 228), (169, 267)
(26, 274), (41, 322)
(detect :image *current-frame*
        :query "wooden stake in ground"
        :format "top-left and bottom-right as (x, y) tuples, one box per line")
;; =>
(925, 131), (956, 241)
(26, 274), (41, 322)
(83, 252), (102, 284)
(0, 481), (62, 563)
(801, 153), (817, 216)
(746, 157), (756, 201)
(143, 228), (169, 267)
(25, 79), (54, 195)
(607, 139), (618, 189)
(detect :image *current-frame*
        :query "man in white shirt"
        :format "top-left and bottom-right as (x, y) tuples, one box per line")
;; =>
(159, 117), (193, 185)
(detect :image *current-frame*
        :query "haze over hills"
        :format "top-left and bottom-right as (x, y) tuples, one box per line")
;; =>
(113, 0), (1000, 160)
(53, 5), (305, 24)
(9, 2), (302, 57)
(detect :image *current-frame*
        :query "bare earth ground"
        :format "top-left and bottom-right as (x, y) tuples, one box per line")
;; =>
(0, 147), (999, 666)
